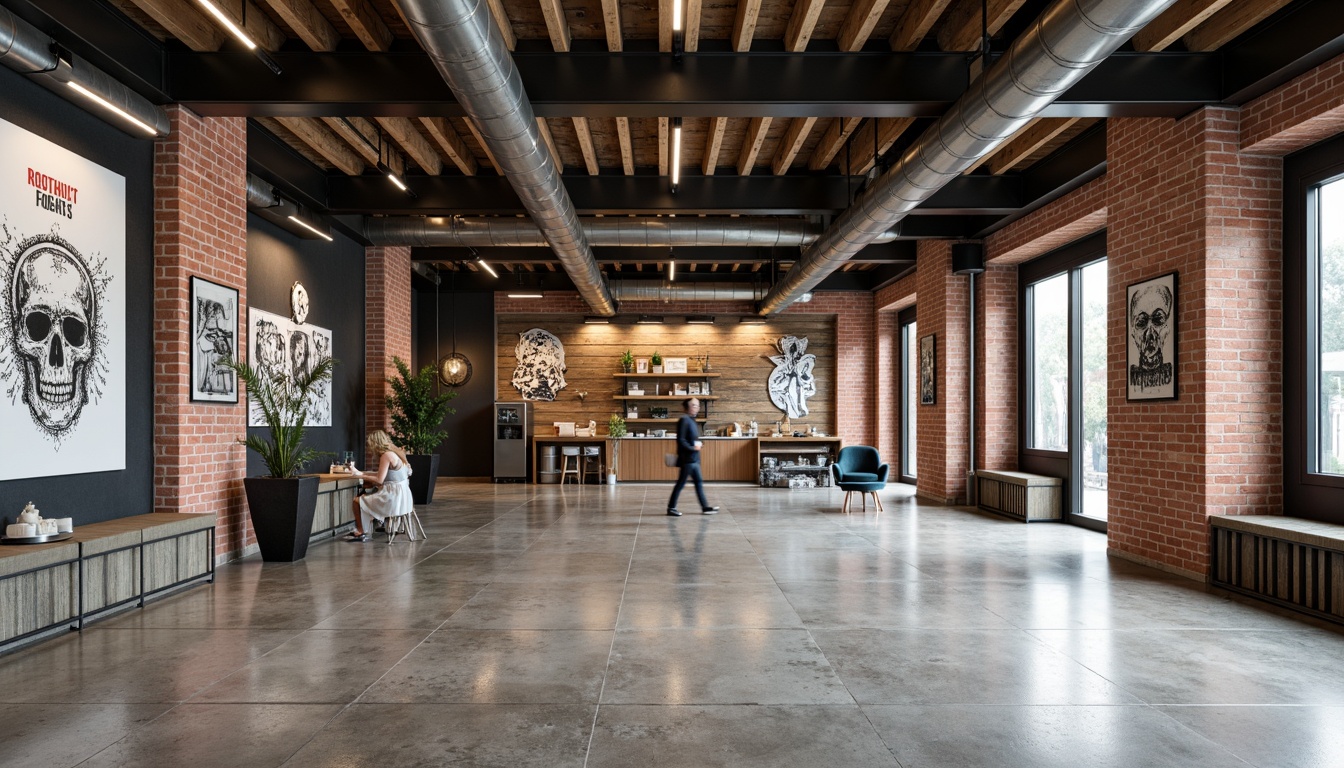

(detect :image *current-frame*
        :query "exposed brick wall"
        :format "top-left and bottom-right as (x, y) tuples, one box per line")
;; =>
(1241, 51), (1344, 156)
(1104, 108), (1283, 577)
(978, 262), (1018, 471)
(493, 291), (876, 447)
(988, 177), (1108, 266)
(915, 241), (970, 503)
(152, 106), (249, 561)
(365, 246), (413, 462)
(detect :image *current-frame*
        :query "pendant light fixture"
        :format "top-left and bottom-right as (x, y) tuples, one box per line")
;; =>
(438, 266), (473, 387)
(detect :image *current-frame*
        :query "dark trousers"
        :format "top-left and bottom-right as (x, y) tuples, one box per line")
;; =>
(668, 462), (710, 510)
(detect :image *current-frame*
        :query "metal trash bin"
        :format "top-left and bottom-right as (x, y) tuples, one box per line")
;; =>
(539, 445), (560, 484)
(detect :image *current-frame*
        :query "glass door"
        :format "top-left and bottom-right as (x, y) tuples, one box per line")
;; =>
(1078, 261), (1108, 521)
(899, 309), (918, 484)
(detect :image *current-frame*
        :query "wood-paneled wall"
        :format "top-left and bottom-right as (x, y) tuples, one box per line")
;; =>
(496, 315), (836, 435)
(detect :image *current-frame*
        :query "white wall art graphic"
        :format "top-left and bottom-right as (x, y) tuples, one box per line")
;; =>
(511, 327), (567, 401)
(0, 117), (125, 481)
(247, 307), (333, 427)
(768, 335), (817, 418)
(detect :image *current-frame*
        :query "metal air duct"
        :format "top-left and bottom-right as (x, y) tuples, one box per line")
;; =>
(398, 0), (616, 316)
(758, 0), (1178, 314)
(246, 173), (280, 209)
(0, 4), (170, 136)
(363, 216), (902, 248)
(609, 280), (813, 304)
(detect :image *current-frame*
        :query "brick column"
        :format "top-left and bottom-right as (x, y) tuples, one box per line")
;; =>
(978, 262), (1017, 471)
(365, 246), (413, 461)
(911, 241), (971, 503)
(1107, 108), (1282, 578)
(152, 106), (249, 561)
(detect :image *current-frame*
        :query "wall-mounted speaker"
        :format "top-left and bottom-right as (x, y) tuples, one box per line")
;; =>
(951, 242), (985, 275)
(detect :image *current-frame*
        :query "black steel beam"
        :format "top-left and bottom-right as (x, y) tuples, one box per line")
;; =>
(974, 123), (1106, 239)
(246, 121), (330, 213)
(167, 50), (1222, 119)
(1222, 0), (1344, 105)
(328, 174), (1021, 216)
(410, 241), (917, 264)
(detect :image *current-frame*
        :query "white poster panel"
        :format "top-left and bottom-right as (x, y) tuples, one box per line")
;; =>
(0, 117), (126, 481)
(248, 307), (333, 427)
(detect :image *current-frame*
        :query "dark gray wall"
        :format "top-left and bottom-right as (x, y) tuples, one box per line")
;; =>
(0, 67), (155, 526)
(413, 287), (495, 477)
(246, 215), (366, 475)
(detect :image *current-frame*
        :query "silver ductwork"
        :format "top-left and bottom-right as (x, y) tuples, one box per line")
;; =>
(364, 216), (902, 248)
(609, 280), (813, 303)
(758, 0), (1177, 314)
(246, 173), (280, 209)
(399, 0), (616, 316)
(0, 4), (170, 136)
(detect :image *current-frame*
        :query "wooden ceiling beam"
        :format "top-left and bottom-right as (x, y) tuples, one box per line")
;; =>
(258, 0), (339, 51)
(772, 117), (817, 175)
(840, 117), (914, 175)
(123, 0), (222, 50)
(1133, 0), (1235, 52)
(327, 0), (392, 51)
(685, 0), (703, 52)
(573, 117), (601, 175)
(375, 117), (443, 175)
(600, 0), (623, 50)
(731, 0), (764, 52)
(938, 0), (1028, 52)
(320, 116), (404, 176)
(486, 0), (518, 50)
(889, 0), (955, 50)
(703, 117), (728, 175)
(659, 117), (670, 175)
(537, 118), (564, 174)
(420, 117), (479, 176)
(784, 0), (827, 52)
(808, 117), (862, 171)
(463, 118), (505, 175)
(539, 0), (573, 51)
(275, 117), (365, 175)
(616, 117), (635, 176)
(1184, 0), (1293, 52)
(737, 117), (772, 175)
(985, 117), (1080, 174)
(838, 0), (892, 52)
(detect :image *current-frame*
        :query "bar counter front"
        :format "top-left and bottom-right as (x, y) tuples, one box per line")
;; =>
(531, 435), (843, 483)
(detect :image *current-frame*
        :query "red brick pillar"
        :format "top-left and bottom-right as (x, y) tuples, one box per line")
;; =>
(978, 262), (1017, 471)
(152, 106), (249, 561)
(915, 240), (971, 503)
(365, 246), (413, 461)
(1107, 107), (1282, 578)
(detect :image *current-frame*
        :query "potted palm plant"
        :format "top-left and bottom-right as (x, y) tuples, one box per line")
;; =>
(606, 414), (626, 484)
(386, 356), (457, 504)
(225, 354), (336, 562)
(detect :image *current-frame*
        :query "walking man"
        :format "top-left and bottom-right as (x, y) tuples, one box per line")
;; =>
(668, 398), (720, 516)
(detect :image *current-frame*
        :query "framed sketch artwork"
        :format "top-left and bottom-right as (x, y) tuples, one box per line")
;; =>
(919, 334), (936, 405)
(636, 357), (650, 374)
(1126, 271), (1178, 401)
(190, 277), (238, 403)
(662, 357), (689, 374)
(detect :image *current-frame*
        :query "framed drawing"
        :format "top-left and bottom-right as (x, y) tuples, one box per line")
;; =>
(1126, 271), (1178, 401)
(636, 357), (650, 374)
(663, 357), (689, 374)
(689, 382), (701, 395)
(190, 276), (239, 403)
(919, 334), (936, 405)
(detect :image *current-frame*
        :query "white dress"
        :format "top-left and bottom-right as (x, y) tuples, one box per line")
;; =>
(358, 459), (414, 521)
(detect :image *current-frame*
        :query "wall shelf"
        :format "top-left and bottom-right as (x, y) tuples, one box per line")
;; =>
(625, 417), (707, 423)
(611, 373), (721, 378)
(614, 395), (719, 401)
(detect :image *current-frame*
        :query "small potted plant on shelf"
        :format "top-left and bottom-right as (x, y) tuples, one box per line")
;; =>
(224, 354), (336, 562)
(606, 414), (627, 484)
(651, 351), (663, 374)
(620, 349), (634, 373)
(387, 356), (458, 504)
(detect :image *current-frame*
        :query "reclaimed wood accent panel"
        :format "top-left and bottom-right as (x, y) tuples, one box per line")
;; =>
(143, 531), (211, 594)
(497, 314), (836, 436)
(82, 548), (142, 613)
(1211, 525), (1344, 625)
(0, 561), (77, 644)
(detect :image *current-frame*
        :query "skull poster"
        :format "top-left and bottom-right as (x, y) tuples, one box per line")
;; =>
(767, 335), (817, 418)
(1126, 271), (1178, 401)
(247, 307), (333, 427)
(511, 328), (567, 401)
(0, 117), (125, 481)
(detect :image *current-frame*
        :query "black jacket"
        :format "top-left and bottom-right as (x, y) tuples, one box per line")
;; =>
(675, 414), (700, 466)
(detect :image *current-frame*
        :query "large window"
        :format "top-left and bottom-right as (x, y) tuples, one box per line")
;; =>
(1312, 178), (1344, 477)
(900, 310), (918, 482)
(1028, 274), (1069, 451)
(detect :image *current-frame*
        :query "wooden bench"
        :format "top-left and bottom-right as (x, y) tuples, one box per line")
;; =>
(1210, 515), (1344, 625)
(976, 470), (1063, 522)
(0, 513), (215, 653)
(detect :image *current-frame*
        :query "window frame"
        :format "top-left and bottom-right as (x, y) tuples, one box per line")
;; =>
(898, 306), (918, 484)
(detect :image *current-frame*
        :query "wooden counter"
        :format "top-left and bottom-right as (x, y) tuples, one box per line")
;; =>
(613, 437), (759, 482)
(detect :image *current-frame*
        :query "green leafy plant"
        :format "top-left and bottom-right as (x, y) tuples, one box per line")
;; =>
(224, 355), (337, 478)
(386, 357), (458, 455)
(651, 351), (663, 366)
(620, 349), (635, 371)
(607, 414), (627, 438)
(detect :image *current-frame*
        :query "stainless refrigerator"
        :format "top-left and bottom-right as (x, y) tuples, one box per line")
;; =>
(493, 402), (530, 481)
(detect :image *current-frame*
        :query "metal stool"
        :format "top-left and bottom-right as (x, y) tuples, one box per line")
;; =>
(581, 446), (602, 484)
(560, 446), (581, 485)
(384, 508), (426, 542)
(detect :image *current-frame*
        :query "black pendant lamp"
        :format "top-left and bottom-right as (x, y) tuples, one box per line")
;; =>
(438, 266), (472, 387)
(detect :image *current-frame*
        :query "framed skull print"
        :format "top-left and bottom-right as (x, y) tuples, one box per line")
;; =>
(1126, 271), (1178, 401)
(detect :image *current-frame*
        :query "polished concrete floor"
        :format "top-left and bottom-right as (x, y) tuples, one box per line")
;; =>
(4, 483), (1344, 767)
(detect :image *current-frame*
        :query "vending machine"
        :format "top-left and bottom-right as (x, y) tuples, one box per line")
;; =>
(493, 402), (530, 481)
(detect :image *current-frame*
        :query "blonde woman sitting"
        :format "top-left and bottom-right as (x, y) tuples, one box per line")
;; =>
(346, 430), (414, 542)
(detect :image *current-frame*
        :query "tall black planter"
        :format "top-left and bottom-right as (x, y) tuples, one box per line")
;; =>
(243, 475), (319, 562)
(407, 454), (440, 504)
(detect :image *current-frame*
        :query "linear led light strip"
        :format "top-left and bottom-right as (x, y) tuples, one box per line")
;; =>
(671, 118), (682, 187)
(66, 83), (158, 136)
(477, 259), (499, 278)
(196, 0), (257, 49)
(287, 215), (333, 241)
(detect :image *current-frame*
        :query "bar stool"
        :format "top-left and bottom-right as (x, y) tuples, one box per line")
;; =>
(560, 446), (581, 485)
(581, 446), (602, 484)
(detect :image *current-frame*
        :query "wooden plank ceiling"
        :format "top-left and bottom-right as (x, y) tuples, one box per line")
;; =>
(109, 0), (1295, 271)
